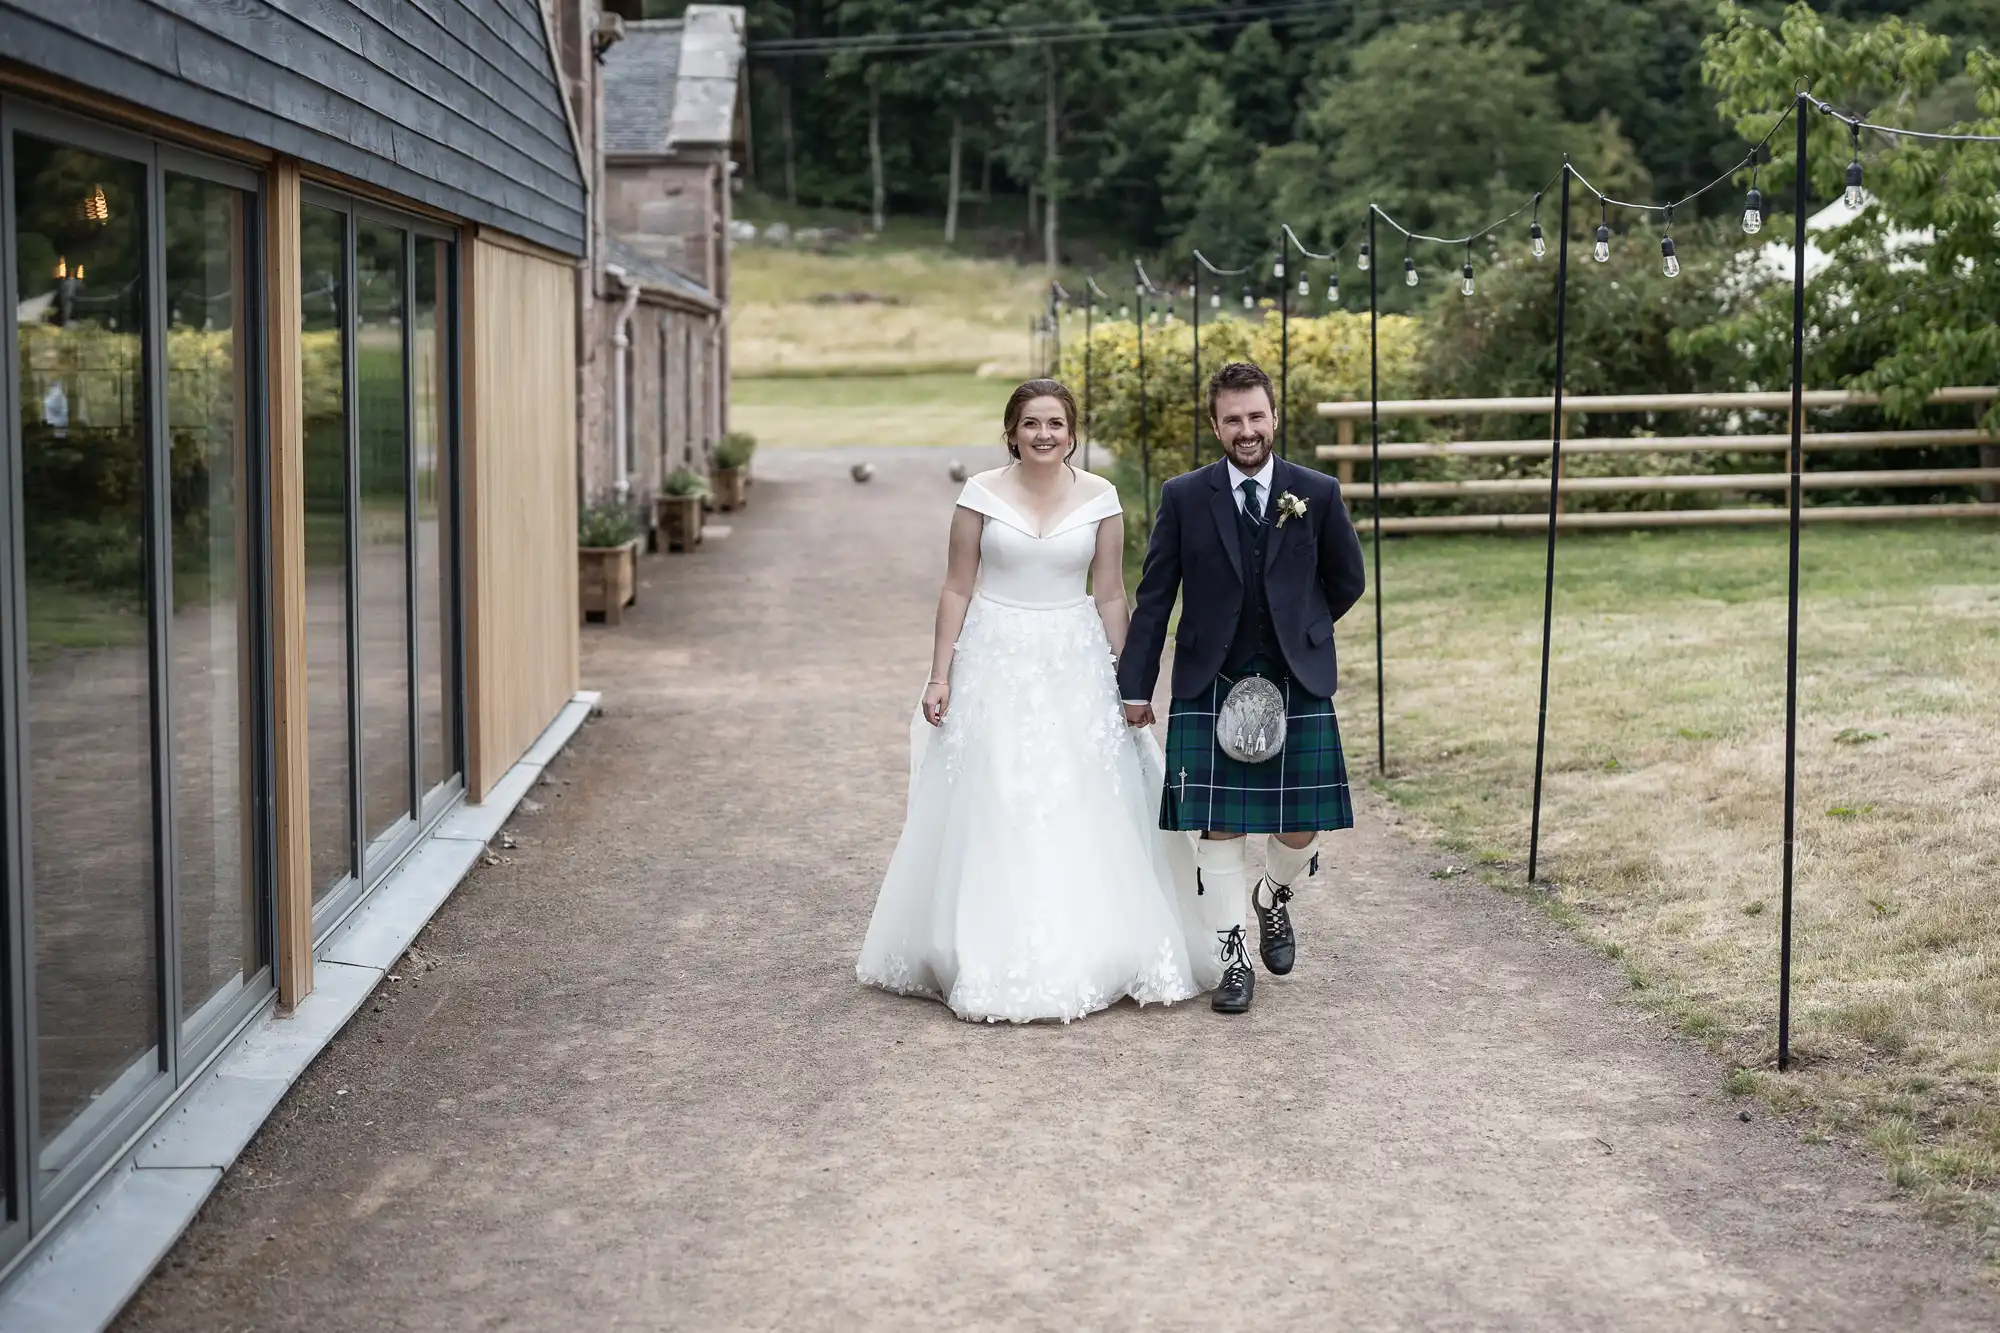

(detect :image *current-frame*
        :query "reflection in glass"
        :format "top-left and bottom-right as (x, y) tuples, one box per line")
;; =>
(13, 136), (158, 1178)
(355, 221), (411, 849)
(166, 173), (265, 1037)
(301, 204), (352, 899)
(412, 239), (454, 796)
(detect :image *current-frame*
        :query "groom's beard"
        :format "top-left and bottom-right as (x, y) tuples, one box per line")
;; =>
(1225, 434), (1271, 468)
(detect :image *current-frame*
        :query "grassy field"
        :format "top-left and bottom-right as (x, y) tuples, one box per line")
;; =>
(730, 224), (1053, 446)
(1328, 520), (2000, 1242)
(731, 372), (1013, 450)
(733, 242), (1048, 380)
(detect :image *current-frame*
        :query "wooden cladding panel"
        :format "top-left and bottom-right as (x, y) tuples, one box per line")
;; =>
(465, 236), (580, 799)
(264, 160), (314, 1008)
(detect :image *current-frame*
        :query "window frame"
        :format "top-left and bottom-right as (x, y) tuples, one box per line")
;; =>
(0, 95), (277, 1254)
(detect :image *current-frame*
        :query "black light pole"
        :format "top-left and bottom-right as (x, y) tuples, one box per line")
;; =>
(1082, 287), (1095, 472)
(1779, 92), (1809, 1072)
(1527, 163), (1574, 885)
(1191, 264), (1202, 468)
(1281, 248), (1294, 460)
(1050, 283), (1063, 377)
(1368, 205), (1385, 776)
(1137, 277), (1152, 529)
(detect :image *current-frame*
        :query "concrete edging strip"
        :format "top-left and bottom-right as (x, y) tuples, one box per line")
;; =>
(0, 690), (601, 1333)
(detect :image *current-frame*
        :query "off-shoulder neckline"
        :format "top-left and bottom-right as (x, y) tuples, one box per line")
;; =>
(960, 474), (1120, 540)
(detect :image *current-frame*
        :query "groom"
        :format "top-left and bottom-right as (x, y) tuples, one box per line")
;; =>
(1119, 361), (1367, 1014)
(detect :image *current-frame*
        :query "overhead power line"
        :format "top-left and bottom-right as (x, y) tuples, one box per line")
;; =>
(750, 0), (1368, 57)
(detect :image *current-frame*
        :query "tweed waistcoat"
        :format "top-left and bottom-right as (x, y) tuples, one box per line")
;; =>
(1224, 490), (1283, 674)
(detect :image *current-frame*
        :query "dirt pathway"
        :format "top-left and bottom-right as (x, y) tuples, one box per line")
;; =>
(119, 446), (1997, 1332)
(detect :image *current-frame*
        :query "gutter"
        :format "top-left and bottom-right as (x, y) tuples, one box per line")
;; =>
(605, 263), (643, 501)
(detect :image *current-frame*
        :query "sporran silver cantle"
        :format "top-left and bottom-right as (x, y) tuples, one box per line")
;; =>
(1215, 675), (1287, 763)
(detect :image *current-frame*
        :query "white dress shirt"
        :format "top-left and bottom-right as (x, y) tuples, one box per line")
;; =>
(1225, 454), (1277, 520)
(1121, 454), (1277, 707)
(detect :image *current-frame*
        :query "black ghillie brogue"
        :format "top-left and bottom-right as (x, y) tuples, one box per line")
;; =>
(1212, 925), (1256, 1014)
(1254, 878), (1296, 975)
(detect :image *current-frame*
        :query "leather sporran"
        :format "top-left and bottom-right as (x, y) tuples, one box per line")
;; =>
(1215, 675), (1287, 763)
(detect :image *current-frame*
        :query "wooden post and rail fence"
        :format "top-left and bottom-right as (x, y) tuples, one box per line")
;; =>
(1315, 387), (2000, 533)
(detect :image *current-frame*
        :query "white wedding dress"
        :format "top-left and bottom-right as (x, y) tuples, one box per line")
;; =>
(856, 476), (1220, 1023)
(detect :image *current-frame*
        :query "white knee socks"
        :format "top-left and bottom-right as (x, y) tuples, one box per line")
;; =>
(1264, 836), (1319, 893)
(1195, 836), (1250, 943)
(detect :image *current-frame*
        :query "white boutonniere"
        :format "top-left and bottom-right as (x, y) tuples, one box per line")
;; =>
(1274, 491), (1308, 528)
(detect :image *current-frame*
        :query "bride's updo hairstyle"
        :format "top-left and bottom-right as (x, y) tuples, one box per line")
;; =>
(1002, 378), (1080, 462)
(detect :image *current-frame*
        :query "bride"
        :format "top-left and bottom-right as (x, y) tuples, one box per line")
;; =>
(856, 378), (1219, 1023)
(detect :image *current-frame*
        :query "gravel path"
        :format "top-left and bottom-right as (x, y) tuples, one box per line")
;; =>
(119, 446), (1998, 1332)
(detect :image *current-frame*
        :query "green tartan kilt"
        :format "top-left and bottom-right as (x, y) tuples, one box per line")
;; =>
(1160, 659), (1354, 834)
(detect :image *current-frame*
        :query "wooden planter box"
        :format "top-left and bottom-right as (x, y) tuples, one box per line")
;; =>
(656, 493), (704, 552)
(579, 539), (640, 625)
(712, 465), (748, 511)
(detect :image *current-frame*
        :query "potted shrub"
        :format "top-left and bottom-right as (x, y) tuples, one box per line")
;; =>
(578, 501), (641, 624)
(656, 467), (710, 552)
(711, 431), (756, 510)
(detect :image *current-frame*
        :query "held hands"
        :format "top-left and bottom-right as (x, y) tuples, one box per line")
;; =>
(922, 681), (951, 727)
(1123, 702), (1155, 728)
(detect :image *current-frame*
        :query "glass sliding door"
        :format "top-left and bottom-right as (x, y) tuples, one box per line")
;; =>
(412, 237), (456, 804)
(301, 193), (462, 938)
(164, 169), (265, 1044)
(3, 104), (272, 1241)
(299, 204), (353, 903)
(10, 132), (160, 1189)
(353, 221), (411, 858)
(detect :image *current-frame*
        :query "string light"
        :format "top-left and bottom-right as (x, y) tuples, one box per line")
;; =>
(1593, 200), (1610, 263)
(1357, 241), (1370, 272)
(1402, 241), (1418, 288)
(1210, 291), (1221, 308)
(1460, 243), (1475, 297)
(1530, 193), (1546, 260)
(1273, 259), (1284, 279)
(1325, 272), (1338, 303)
(1742, 168), (1764, 235)
(1241, 283), (1253, 310)
(1660, 207), (1679, 279)
(1844, 121), (1864, 208)
(1297, 272), (1309, 297)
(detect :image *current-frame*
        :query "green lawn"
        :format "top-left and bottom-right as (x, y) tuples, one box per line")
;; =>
(1334, 520), (2000, 1242)
(731, 372), (1016, 450)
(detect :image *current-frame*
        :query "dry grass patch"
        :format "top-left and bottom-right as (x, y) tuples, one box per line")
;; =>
(733, 244), (1048, 377)
(1340, 522), (2000, 1241)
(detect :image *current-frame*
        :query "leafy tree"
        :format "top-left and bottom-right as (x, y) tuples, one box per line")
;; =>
(1695, 1), (2000, 426)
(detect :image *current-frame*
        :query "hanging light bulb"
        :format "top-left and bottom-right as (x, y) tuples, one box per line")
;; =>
(1530, 219), (1546, 259)
(1326, 272), (1339, 303)
(1461, 246), (1475, 297)
(1403, 253), (1418, 288)
(1210, 291), (1221, 309)
(1119, 304), (1130, 318)
(1357, 242), (1370, 272)
(1297, 275), (1309, 297)
(1242, 284), (1254, 310)
(1593, 202), (1611, 263)
(1273, 259), (1285, 279)
(1844, 122), (1865, 209)
(1660, 235), (1679, 279)
(1742, 180), (1764, 235)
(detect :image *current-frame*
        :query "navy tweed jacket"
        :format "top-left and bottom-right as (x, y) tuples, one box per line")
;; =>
(1117, 456), (1367, 702)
